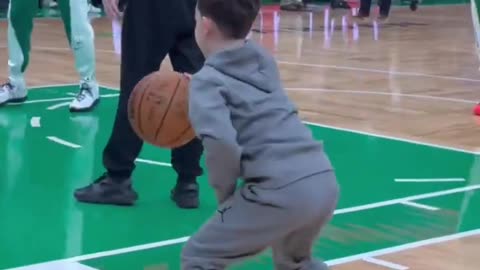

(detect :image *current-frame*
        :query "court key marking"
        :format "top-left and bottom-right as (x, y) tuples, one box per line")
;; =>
(6, 84), (479, 269)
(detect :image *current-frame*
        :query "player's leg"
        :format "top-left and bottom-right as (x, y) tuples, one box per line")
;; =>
(378, 0), (392, 20)
(167, 1), (204, 209)
(0, 0), (37, 106)
(356, 0), (372, 19)
(472, 0), (480, 115)
(181, 171), (338, 269)
(271, 172), (337, 270)
(74, 0), (176, 205)
(56, 0), (99, 112)
(272, 210), (335, 269)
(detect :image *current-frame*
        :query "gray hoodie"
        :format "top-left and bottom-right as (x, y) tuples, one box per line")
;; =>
(189, 40), (333, 201)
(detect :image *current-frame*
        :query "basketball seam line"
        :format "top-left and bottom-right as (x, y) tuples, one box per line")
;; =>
(154, 76), (182, 141)
(137, 80), (152, 136)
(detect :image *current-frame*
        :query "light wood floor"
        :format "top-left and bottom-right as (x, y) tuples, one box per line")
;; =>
(334, 235), (480, 269)
(0, 4), (479, 269)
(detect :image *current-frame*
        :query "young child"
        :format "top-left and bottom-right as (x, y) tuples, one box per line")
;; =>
(182, 0), (339, 269)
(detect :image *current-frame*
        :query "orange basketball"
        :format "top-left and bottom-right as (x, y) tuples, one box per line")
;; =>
(128, 71), (196, 149)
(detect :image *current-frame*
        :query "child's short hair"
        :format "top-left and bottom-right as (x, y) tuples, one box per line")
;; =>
(197, 0), (261, 39)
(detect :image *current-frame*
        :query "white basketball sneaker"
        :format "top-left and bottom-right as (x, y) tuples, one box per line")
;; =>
(0, 80), (27, 106)
(69, 80), (100, 112)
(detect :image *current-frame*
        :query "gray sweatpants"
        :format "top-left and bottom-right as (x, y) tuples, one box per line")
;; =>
(181, 171), (339, 269)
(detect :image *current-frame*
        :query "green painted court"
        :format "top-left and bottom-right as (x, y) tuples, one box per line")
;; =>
(0, 85), (479, 269)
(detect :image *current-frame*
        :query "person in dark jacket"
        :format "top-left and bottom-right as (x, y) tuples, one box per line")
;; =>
(73, 0), (205, 209)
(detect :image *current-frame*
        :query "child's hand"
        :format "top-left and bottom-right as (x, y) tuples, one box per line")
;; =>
(183, 73), (192, 80)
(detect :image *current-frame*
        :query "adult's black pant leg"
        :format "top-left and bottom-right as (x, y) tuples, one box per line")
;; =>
(379, 0), (392, 16)
(169, 35), (205, 182)
(103, 1), (175, 179)
(358, 0), (372, 16)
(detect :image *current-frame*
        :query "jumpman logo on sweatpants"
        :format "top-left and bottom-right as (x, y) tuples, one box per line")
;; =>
(217, 206), (232, 223)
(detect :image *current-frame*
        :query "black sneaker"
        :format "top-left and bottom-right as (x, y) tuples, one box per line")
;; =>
(74, 173), (138, 206)
(171, 182), (199, 209)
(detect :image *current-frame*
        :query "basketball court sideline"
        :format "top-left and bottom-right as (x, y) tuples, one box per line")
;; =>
(0, 3), (479, 270)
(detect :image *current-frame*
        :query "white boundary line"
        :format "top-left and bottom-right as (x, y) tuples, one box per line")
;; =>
(64, 237), (190, 263)
(334, 184), (480, 214)
(135, 158), (172, 167)
(303, 121), (480, 155)
(5, 185), (479, 269)
(46, 136), (81, 149)
(400, 201), (439, 211)
(395, 178), (466, 183)
(2, 236), (190, 270)
(362, 257), (409, 269)
(325, 228), (480, 266)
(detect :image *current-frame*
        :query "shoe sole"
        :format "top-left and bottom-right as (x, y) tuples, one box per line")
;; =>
(0, 96), (28, 107)
(69, 98), (100, 113)
(74, 192), (137, 206)
(171, 194), (199, 209)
